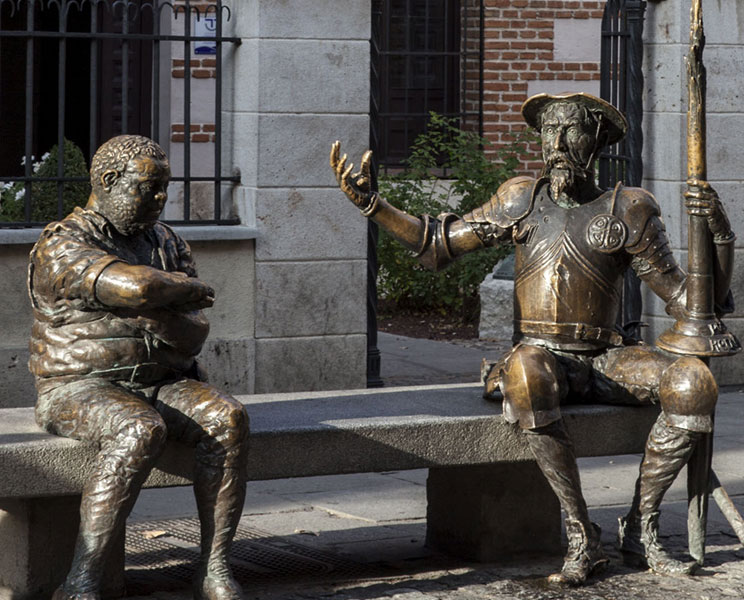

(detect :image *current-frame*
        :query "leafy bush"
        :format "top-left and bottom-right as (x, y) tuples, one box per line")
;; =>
(377, 112), (530, 322)
(0, 139), (90, 223)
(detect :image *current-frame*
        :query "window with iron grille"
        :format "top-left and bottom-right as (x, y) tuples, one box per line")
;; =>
(371, 0), (484, 171)
(0, 0), (240, 228)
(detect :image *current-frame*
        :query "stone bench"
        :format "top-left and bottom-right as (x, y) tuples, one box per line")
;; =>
(0, 383), (659, 599)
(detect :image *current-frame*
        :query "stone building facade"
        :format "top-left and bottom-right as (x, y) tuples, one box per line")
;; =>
(0, 0), (742, 410)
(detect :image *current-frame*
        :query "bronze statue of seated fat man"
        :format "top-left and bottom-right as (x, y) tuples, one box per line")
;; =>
(28, 135), (249, 600)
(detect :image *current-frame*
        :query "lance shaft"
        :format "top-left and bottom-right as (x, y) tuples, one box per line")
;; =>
(656, 0), (739, 357)
(686, 0), (713, 321)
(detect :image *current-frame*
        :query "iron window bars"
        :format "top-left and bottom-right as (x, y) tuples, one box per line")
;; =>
(0, 0), (240, 228)
(371, 0), (484, 172)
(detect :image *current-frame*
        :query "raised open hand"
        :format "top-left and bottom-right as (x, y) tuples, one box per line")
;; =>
(330, 141), (374, 209)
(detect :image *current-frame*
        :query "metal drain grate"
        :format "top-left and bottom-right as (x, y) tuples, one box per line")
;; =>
(126, 517), (368, 594)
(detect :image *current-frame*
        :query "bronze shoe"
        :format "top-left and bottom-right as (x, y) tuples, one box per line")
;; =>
(194, 566), (244, 600)
(548, 518), (609, 586)
(618, 511), (698, 575)
(51, 587), (101, 600)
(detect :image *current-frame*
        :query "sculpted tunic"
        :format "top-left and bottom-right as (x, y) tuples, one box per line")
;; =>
(28, 207), (209, 395)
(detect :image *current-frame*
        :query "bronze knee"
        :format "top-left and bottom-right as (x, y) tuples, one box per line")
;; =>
(199, 394), (250, 468)
(500, 344), (566, 429)
(659, 356), (717, 433)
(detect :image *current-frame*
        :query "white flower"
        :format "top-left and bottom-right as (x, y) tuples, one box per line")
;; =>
(15, 187), (25, 201)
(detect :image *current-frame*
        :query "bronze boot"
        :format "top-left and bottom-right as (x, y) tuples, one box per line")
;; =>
(618, 511), (697, 575)
(193, 464), (246, 600)
(548, 519), (609, 586)
(619, 415), (700, 575)
(524, 421), (608, 585)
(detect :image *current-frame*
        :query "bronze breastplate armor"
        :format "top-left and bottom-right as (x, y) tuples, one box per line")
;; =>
(513, 185), (631, 350)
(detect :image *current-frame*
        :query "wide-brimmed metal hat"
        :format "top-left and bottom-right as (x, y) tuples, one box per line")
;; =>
(521, 92), (628, 145)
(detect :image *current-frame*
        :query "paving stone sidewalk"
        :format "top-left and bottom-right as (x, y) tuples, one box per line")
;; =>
(124, 333), (744, 599)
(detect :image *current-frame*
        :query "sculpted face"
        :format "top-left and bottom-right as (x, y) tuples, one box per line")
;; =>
(540, 102), (598, 203)
(100, 156), (170, 235)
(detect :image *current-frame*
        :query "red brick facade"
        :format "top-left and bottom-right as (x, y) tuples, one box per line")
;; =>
(482, 0), (604, 173)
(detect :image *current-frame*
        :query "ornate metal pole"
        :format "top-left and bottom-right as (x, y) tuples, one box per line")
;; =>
(656, 0), (739, 357)
(655, 0), (741, 564)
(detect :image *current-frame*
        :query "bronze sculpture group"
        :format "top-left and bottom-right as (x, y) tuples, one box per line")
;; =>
(24, 1), (737, 596)
(28, 135), (249, 600)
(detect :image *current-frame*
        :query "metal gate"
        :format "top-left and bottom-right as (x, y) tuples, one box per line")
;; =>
(599, 0), (646, 190)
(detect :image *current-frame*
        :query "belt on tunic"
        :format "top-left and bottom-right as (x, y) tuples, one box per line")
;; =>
(515, 319), (623, 346)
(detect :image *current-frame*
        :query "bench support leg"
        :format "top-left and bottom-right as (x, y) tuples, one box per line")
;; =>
(426, 462), (561, 561)
(0, 495), (125, 600)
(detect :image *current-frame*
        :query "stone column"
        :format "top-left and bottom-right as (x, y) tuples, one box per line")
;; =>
(642, 1), (744, 384)
(224, 2), (371, 392)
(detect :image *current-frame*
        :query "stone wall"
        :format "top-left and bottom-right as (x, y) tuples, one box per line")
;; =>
(642, 1), (744, 384)
(0, 0), (372, 407)
(223, 0), (370, 393)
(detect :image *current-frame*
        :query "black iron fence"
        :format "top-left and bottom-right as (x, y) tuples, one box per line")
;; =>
(0, 0), (240, 228)
(600, 0), (647, 338)
(599, 0), (646, 190)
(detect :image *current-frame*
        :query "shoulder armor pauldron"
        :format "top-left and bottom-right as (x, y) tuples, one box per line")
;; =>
(614, 186), (662, 250)
(463, 176), (537, 229)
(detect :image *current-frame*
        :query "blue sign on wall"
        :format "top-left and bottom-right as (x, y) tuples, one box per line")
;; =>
(194, 16), (217, 55)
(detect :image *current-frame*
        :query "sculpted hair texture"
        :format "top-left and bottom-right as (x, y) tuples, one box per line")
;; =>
(90, 135), (169, 189)
(537, 102), (599, 132)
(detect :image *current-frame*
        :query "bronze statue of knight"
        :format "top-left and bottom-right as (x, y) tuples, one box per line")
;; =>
(331, 91), (734, 584)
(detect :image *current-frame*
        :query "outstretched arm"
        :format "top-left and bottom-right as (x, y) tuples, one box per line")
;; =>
(330, 141), (486, 270)
(95, 262), (215, 311)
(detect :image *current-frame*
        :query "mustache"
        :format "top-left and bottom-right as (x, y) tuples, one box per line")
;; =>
(545, 153), (576, 170)
(542, 152), (591, 180)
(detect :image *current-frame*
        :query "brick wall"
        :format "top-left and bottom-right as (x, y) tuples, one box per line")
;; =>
(482, 0), (605, 174)
(168, 2), (218, 148)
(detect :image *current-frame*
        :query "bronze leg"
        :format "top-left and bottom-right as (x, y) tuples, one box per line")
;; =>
(193, 465), (247, 600)
(155, 379), (250, 600)
(39, 381), (168, 600)
(525, 420), (589, 523)
(619, 413), (701, 574)
(524, 420), (608, 586)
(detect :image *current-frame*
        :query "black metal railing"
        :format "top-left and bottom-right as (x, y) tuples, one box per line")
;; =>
(371, 0), (484, 171)
(0, 0), (240, 228)
(600, 0), (647, 338)
(599, 0), (646, 190)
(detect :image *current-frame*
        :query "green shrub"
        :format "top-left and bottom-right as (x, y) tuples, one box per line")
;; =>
(377, 112), (530, 322)
(0, 139), (90, 223)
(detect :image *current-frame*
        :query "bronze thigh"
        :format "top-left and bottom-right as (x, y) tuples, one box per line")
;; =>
(35, 377), (166, 444)
(153, 378), (249, 468)
(590, 345), (676, 406)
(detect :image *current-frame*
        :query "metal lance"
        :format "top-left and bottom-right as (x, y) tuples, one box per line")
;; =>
(656, 0), (741, 565)
(656, 0), (740, 357)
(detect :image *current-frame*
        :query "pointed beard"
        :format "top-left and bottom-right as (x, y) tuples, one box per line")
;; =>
(549, 167), (574, 200)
